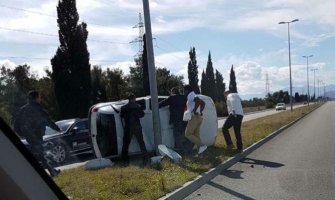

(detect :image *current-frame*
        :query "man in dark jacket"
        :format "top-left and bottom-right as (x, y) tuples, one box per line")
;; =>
(14, 90), (61, 177)
(120, 93), (148, 165)
(159, 87), (187, 150)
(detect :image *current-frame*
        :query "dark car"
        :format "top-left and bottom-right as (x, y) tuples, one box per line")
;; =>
(22, 118), (92, 164)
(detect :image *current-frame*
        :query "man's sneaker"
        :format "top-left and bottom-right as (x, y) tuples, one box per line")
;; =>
(198, 145), (207, 154)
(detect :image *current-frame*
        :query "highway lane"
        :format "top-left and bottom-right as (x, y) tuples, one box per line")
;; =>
(186, 102), (335, 199)
(218, 103), (307, 128)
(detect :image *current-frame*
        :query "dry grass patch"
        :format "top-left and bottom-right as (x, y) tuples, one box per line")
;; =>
(54, 103), (321, 200)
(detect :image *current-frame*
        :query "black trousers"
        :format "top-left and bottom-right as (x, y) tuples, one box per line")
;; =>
(26, 137), (58, 175)
(222, 114), (244, 150)
(122, 124), (147, 161)
(172, 121), (184, 149)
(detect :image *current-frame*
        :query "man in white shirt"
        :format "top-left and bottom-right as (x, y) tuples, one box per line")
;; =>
(222, 90), (244, 153)
(183, 85), (207, 155)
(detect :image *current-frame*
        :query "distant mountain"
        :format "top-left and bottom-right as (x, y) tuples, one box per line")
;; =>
(239, 84), (335, 100)
(325, 90), (335, 99)
(282, 84), (335, 98)
(240, 93), (265, 100)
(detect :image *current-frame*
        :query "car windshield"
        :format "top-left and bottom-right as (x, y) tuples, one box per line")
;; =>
(44, 126), (58, 136)
(0, 1), (333, 200)
(55, 119), (76, 132)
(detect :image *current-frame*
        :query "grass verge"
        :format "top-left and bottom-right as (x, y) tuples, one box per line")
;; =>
(54, 103), (321, 200)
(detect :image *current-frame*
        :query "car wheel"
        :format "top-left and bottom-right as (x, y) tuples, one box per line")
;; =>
(51, 143), (67, 164)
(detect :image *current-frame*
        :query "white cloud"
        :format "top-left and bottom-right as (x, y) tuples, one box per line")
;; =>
(302, 33), (335, 47)
(0, 59), (16, 70)
(155, 51), (188, 74)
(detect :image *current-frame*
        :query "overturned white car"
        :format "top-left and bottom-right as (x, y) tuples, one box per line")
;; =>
(88, 95), (218, 158)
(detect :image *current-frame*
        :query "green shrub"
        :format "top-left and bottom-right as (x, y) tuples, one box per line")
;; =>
(265, 102), (275, 109)
(215, 101), (228, 117)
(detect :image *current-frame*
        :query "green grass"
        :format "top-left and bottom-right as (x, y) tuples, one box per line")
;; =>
(54, 103), (321, 200)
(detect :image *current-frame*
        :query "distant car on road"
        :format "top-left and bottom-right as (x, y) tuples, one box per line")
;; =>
(275, 103), (286, 111)
(22, 118), (92, 164)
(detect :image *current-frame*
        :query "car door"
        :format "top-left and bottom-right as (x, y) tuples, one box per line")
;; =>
(69, 120), (91, 153)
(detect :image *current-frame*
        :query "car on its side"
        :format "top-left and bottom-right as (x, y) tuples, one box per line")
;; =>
(88, 95), (218, 159)
(22, 118), (92, 164)
(275, 103), (286, 111)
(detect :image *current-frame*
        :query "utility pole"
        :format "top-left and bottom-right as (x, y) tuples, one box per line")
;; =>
(142, 0), (162, 153)
(279, 19), (299, 112)
(265, 72), (270, 96)
(302, 55), (313, 105)
(311, 68), (318, 101)
(318, 79), (321, 98)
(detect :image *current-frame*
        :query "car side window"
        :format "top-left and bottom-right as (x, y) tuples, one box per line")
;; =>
(73, 121), (88, 131)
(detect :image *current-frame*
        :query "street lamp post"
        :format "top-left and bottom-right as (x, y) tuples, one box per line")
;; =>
(279, 19), (299, 112)
(302, 55), (313, 106)
(318, 79), (321, 99)
(310, 68), (318, 101)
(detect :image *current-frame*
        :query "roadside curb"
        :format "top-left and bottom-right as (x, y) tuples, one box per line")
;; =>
(159, 104), (322, 200)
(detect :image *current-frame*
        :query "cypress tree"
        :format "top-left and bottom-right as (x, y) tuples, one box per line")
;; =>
(187, 47), (200, 94)
(51, 0), (91, 118)
(205, 51), (216, 100)
(200, 70), (207, 95)
(215, 70), (225, 101)
(228, 65), (237, 93)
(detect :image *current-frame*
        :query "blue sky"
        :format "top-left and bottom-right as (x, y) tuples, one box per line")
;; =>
(0, 0), (334, 99)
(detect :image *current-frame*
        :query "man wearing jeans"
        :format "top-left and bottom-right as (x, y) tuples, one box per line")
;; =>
(222, 90), (244, 153)
(183, 85), (207, 155)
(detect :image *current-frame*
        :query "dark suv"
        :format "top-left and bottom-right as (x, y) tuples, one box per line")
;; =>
(22, 118), (92, 164)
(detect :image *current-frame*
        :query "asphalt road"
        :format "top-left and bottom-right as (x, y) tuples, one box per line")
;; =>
(186, 102), (335, 200)
(218, 104), (307, 128)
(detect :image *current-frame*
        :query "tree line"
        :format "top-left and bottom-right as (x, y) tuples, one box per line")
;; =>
(0, 0), (242, 125)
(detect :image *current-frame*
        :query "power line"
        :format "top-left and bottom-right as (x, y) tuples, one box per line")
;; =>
(155, 45), (187, 61)
(0, 4), (134, 28)
(0, 27), (57, 37)
(0, 4), (55, 17)
(0, 55), (127, 63)
(0, 26), (130, 45)
(154, 35), (185, 53)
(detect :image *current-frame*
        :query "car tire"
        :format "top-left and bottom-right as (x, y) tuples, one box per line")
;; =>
(51, 143), (67, 164)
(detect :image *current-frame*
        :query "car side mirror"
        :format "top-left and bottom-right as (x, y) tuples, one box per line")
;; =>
(71, 127), (79, 134)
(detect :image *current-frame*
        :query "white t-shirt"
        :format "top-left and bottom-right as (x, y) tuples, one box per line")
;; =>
(186, 91), (199, 114)
(226, 93), (244, 116)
